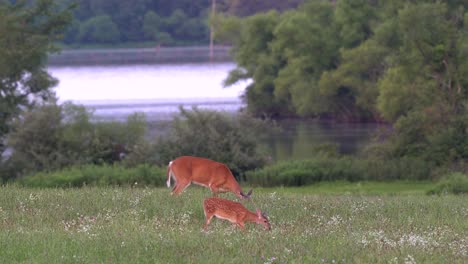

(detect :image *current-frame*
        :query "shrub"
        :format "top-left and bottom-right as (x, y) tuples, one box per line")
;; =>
(153, 107), (270, 179)
(246, 156), (434, 187)
(19, 164), (166, 188)
(427, 172), (468, 195)
(5, 102), (148, 177)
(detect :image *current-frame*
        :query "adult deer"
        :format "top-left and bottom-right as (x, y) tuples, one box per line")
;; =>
(203, 197), (271, 231)
(166, 156), (252, 199)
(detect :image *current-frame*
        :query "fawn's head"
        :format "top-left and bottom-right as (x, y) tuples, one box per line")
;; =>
(256, 209), (271, 230)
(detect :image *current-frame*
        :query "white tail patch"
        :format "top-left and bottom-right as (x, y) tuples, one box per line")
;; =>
(166, 174), (171, 187)
(166, 161), (173, 188)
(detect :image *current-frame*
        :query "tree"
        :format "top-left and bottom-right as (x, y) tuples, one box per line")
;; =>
(143, 11), (162, 41)
(0, 0), (73, 155)
(222, 0), (303, 16)
(375, 2), (468, 164)
(78, 15), (120, 43)
(223, 10), (292, 117)
(271, 1), (340, 116)
(334, 0), (375, 48)
(223, 0), (467, 166)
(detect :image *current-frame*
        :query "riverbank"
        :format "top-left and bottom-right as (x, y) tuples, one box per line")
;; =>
(48, 46), (233, 66)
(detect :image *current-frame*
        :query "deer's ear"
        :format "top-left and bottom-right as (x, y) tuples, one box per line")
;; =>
(256, 209), (261, 217)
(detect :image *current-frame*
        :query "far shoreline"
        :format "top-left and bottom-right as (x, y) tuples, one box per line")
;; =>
(48, 45), (233, 66)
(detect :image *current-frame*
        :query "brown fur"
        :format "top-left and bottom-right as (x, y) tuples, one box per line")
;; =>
(167, 156), (251, 199)
(203, 197), (270, 231)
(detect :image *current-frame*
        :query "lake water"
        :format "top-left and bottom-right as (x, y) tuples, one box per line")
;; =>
(49, 62), (379, 160)
(49, 63), (248, 121)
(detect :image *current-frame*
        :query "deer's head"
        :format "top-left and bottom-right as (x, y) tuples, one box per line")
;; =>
(256, 209), (271, 230)
(240, 189), (253, 199)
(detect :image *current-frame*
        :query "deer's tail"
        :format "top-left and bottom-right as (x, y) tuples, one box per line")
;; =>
(166, 161), (173, 188)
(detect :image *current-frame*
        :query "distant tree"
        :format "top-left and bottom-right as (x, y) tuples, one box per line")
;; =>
(112, 0), (147, 42)
(62, 19), (81, 44)
(0, 0), (73, 155)
(165, 9), (188, 39)
(177, 18), (209, 42)
(222, 0), (304, 16)
(143, 11), (162, 41)
(78, 15), (120, 43)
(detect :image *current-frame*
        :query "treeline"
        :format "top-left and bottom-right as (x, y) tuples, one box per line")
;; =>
(219, 0), (468, 167)
(51, 0), (302, 46)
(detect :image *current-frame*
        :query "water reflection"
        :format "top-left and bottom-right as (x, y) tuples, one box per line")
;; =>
(262, 120), (380, 160)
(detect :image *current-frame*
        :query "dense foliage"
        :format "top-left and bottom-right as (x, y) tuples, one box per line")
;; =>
(221, 0), (468, 167)
(50, 0), (302, 46)
(0, 0), (73, 154)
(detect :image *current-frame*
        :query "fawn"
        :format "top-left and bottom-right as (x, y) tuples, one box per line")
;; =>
(203, 197), (271, 231)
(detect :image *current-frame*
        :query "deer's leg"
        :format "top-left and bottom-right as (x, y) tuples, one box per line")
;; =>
(236, 222), (245, 231)
(171, 180), (190, 195)
(204, 213), (214, 230)
(208, 184), (219, 197)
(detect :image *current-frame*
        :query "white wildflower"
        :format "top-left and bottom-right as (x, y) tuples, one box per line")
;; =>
(404, 255), (416, 264)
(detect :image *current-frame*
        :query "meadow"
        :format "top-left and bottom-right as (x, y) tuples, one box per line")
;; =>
(0, 185), (466, 263)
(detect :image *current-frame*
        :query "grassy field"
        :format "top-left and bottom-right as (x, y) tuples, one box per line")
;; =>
(256, 181), (435, 195)
(0, 184), (466, 263)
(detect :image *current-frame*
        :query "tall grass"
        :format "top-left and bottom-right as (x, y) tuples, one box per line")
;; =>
(0, 186), (466, 263)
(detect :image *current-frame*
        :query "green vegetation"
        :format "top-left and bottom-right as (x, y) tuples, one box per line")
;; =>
(1, 1), (466, 190)
(18, 158), (467, 195)
(246, 157), (435, 186)
(18, 164), (166, 188)
(1, 102), (268, 182)
(0, 0), (73, 153)
(2, 103), (147, 181)
(427, 172), (468, 195)
(54, 0), (302, 46)
(153, 107), (269, 176)
(0, 186), (466, 263)
(220, 0), (467, 169)
(258, 181), (435, 195)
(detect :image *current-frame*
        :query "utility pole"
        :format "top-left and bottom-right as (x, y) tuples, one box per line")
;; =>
(210, 0), (216, 62)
